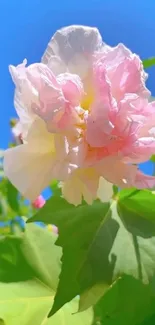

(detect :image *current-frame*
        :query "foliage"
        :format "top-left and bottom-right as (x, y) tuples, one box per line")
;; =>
(143, 57), (155, 69)
(28, 189), (155, 320)
(0, 223), (93, 324)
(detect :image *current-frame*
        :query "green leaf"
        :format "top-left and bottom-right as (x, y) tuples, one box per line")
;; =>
(79, 283), (109, 312)
(150, 154), (155, 162)
(0, 224), (93, 324)
(0, 235), (34, 282)
(6, 181), (19, 214)
(0, 195), (9, 219)
(28, 196), (75, 223)
(50, 180), (61, 197)
(93, 276), (155, 325)
(118, 188), (155, 224)
(0, 280), (93, 325)
(112, 185), (118, 196)
(28, 198), (111, 315)
(0, 319), (5, 325)
(143, 57), (155, 69)
(0, 171), (4, 178)
(28, 190), (155, 316)
(141, 313), (155, 325)
(20, 224), (61, 291)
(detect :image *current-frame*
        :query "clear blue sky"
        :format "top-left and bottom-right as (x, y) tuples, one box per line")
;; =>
(1, 0), (155, 175)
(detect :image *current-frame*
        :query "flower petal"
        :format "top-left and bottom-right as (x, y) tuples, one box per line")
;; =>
(32, 195), (46, 209)
(24, 118), (72, 181)
(97, 156), (137, 188)
(10, 61), (85, 135)
(9, 61), (37, 137)
(96, 43), (132, 66)
(133, 170), (155, 189)
(108, 55), (150, 100)
(3, 118), (69, 200)
(62, 167), (99, 205)
(86, 67), (117, 147)
(57, 72), (84, 106)
(123, 137), (155, 164)
(25, 118), (55, 152)
(61, 177), (82, 206)
(95, 43), (150, 101)
(42, 25), (103, 78)
(97, 177), (113, 202)
(3, 144), (55, 201)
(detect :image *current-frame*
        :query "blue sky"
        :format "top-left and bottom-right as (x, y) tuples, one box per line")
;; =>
(1, 0), (155, 175)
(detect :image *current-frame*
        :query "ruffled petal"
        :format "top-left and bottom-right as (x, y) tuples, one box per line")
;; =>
(133, 170), (155, 189)
(57, 72), (84, 106)
(123, 137), (155, 164)
(10, 61), (85, 134)
(9, 60), (38, 117)
(108, 56), (150, 101)
(97, 156), (137, 188)
(42, 25), (103, 79)
(95, 43), (150, 101)
(86, 66), (117, 147)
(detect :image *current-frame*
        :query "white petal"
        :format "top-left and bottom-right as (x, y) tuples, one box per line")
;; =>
(42, 25), (103, 78)
(9, 61), (36, 136)
(97, 177), (113, 202)
(80, 168), (99, 204)
(14, 89), (35, 138)
(42, 54), (67, 76)
(62, 167), (99, 206)
(4, 117), (71, 200)
(4, 144), (55, 201)
(25, 117), (55, 153)
(62, 177), (82, 206)
(4, 118), (57, 201)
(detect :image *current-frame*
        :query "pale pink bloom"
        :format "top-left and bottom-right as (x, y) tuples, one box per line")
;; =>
(4, 25), (155, 205)
(85, 52), (155, 163)
(9, 61), (84, 135)
(32, 195), (46, 209)
(94, 44), (150, 101)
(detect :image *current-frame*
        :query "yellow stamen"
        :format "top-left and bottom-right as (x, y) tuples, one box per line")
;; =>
(81, 89), (94, 111)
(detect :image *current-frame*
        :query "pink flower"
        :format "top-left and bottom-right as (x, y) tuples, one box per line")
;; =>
(32, 195), (46, 209)
(9, 61), (84, 135)
(85, 49), (155, 164)
(4, 25), (155, 206)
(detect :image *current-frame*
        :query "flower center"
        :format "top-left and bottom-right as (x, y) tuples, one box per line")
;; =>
(81, 85), (94, 111)
(81, 95), (93, 111)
